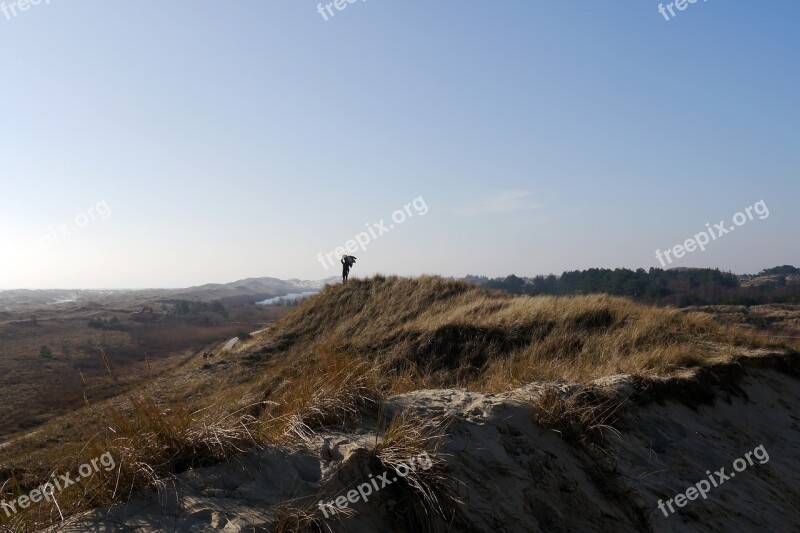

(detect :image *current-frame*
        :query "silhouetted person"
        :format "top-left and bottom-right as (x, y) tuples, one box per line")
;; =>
(341, 255), (356, 283)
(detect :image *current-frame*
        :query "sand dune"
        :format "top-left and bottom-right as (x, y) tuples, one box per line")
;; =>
(62, 354), (800, 532)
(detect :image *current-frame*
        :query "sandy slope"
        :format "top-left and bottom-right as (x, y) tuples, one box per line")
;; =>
(60, 357), (800, 532)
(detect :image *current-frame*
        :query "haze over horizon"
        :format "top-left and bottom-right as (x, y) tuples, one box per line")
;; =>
(2, 2), (798, 289)
(0, 264), (794, 292)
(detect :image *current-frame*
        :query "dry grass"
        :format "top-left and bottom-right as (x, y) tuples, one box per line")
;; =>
(272, 503), (334, 533)
(246, 276), (791, 392)
(531, 386), (625, 456)
(0, 302), (287, 438)
(0, 391), (262, 531)
(259, 350), (384, 444)
(0, 275), (795, 530)
(373, 411), (455, 531)
(266, 411), (454, 532)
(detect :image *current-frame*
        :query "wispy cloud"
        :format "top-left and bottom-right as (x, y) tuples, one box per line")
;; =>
(446, 190), (543, 216)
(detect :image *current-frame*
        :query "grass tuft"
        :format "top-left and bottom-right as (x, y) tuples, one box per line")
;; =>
(531, 385), (625, 456)
(373, 411), (456, 532)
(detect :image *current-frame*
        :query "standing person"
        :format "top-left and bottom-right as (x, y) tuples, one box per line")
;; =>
(341, 255), (356, 283)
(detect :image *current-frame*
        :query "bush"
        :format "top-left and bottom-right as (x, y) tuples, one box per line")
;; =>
(39, 346), (53, 358)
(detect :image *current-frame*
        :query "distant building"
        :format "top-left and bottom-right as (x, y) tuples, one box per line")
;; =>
(130, 306), (156, 322)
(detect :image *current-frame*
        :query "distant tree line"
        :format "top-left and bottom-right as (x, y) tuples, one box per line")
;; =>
(466, 266), (800, 306)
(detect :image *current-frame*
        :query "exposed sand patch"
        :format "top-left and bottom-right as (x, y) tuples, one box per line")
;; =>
(58, 360), (800, 532)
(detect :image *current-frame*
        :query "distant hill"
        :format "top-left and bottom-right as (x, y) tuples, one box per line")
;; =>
(161, 277), (335, 304)
(0, 277), (338, 311)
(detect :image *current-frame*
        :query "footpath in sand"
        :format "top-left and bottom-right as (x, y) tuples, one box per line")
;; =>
(63, 354), (800, 532)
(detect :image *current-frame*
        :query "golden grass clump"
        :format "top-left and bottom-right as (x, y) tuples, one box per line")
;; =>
(0, 392), (261, 532)
(260, 354), (383, 444)
(531, 386), (625, 456)
(372, 411), (455, 532)
(272, 503), (334, 533)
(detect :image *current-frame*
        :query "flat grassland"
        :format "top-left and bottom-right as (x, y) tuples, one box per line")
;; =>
(0, 301), (288, 438)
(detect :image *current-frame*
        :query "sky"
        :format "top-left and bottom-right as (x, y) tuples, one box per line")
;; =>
(1, 1), (798, 289)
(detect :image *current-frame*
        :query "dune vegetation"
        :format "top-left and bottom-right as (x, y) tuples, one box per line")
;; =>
(246, 275), (786, 387)
(0, 276), (794, 531)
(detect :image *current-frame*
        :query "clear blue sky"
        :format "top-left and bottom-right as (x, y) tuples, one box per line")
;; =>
(1, 1), (798, 288)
